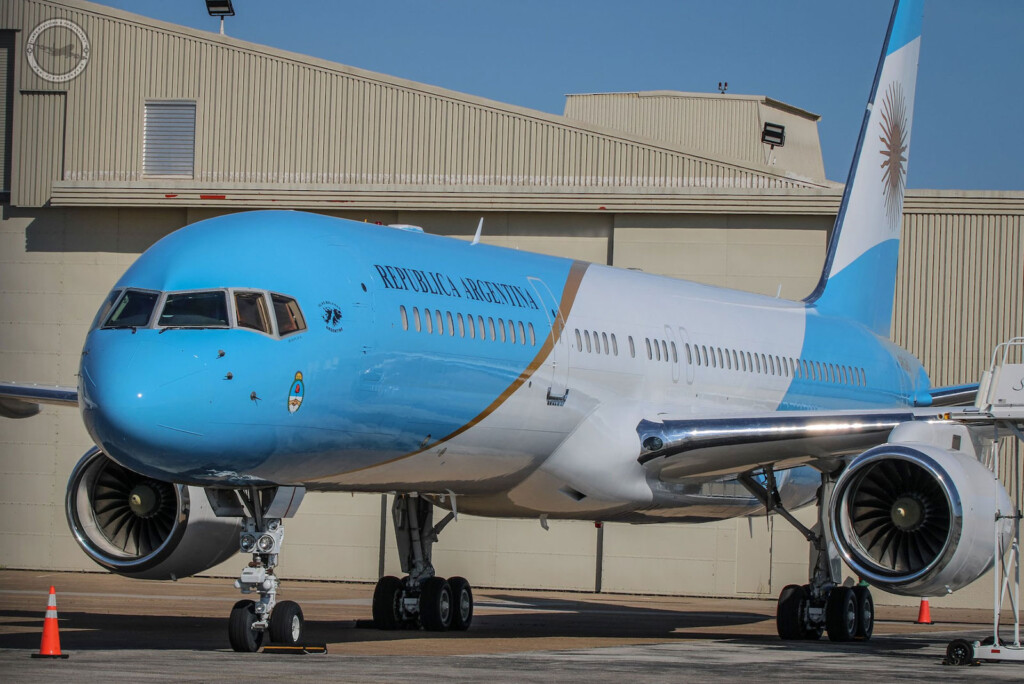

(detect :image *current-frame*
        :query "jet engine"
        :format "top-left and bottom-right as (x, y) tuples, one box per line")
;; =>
(830, 434), (1013, 597)
(66, 447), (241, 580)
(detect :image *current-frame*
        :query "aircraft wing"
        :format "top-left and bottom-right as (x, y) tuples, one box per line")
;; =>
(636, 408), (945, 481)
(0, 382), (79, 418)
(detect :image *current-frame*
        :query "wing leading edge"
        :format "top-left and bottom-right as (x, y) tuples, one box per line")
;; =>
(636, 409), (948, 481)
(0, 382), (79, 418)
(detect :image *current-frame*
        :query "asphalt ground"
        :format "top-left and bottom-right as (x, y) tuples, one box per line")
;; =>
(1, 569), (1021, 682)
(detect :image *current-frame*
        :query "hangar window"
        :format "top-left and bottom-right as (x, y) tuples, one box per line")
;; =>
(159, 291), (229, 328)
(103, 289), (159, 329)
(143, 101), (196, 178)
(271, 294), (306, 336)
(236, 292), (271, 334)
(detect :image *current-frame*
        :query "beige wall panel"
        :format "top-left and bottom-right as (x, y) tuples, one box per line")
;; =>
(734, 517), (774, 595)
(613, 220), (827, 298)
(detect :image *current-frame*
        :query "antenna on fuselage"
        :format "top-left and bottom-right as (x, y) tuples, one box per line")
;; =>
(471, 217), (483, 245)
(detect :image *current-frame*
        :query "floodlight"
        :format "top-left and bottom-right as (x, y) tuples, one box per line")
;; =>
(762, 122), (786, 148)
(205, 0), (235, 17)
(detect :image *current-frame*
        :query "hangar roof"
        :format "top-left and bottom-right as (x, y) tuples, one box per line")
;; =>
(3, 0), (836, 210)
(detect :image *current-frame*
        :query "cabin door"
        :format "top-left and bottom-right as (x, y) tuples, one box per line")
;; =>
(528, 277), (570, 406)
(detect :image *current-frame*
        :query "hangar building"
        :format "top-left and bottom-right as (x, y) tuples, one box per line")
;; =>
(1, 0), (1022, 609)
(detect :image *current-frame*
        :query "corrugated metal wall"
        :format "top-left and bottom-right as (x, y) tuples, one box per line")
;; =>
(1, 0), (823, 208)
(893, 211), (1023, 387)
(12, 92), (64, 207)
(0, 31), (13, 194)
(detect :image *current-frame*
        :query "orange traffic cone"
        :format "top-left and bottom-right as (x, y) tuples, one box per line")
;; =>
(915, 596), (933, 625)
(32, 586), (69, 659)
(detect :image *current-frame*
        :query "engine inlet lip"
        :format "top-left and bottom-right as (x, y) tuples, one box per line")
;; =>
(829, 445), (963, 587)
(65, 446), (191, 573)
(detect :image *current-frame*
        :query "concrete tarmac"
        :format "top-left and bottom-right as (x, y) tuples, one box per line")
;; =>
(1, 569), (1019, 682)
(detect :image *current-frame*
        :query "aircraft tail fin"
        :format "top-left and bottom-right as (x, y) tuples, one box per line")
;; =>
(805, 0), (923, 337)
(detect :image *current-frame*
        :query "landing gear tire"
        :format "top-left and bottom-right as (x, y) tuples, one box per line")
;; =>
(776, 584), (805, 640)
(946, 638), (975, 666)
(852, 586), (873, 640)
(826, 587), (857, 642)
(372, 575), (404, 630)
(269, 600), (303, 645)
(228, 599), (264, 652)
(448, 576), (474, 631)
(419, 577), (453, 631)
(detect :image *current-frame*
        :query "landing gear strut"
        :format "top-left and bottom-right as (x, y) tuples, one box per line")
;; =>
(209, 486), (305, 652)
(740, 468), (874, 642)
(372, 493), (473, 632)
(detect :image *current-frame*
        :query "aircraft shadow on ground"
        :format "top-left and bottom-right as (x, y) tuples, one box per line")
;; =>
(0, 595), (945, 654)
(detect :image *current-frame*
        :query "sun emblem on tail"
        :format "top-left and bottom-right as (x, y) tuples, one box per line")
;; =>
(879, 82), (908, 231)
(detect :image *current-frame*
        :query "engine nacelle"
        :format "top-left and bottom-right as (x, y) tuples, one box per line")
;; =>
(830, 430), (1013, 597)
(66, 447), (241, 580)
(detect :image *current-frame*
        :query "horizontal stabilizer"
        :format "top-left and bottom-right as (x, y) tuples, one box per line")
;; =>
(0, 382), (79, 419)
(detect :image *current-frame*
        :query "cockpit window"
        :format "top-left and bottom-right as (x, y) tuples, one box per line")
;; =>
(158, 291), (229, 328)
(103, 289), (159, 328)
(272, 294), (306, 336)
(91, 289), (123, 330)
(235, 291), (271, 334)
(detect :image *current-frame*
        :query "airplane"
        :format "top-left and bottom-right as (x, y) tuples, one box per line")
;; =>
(2, 0), (1019, 651)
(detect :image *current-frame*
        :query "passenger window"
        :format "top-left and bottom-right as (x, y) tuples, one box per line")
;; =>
(611, 334), (618, 356)
(488, 317), (496, 340)
(161, 291), (230, 328)
(685, 343), (692, 364)
(467, 314), (475, 338)
(860, 368), (867, 385)
(236, 292), (271, 333)
(399, 305), (409, 331)
(478, 316), (486, 340)
(447, 311), (455, 336)
(435, 310), (444, 335)
(740, 351), (747, 372)
(709, 345), (715, 367)
(424, 309), (433, 334)
(755, 354), (762, 373)
(508, 320), (516, 344)
(104, 289), (158, 328)
(732, 349), (739, 370)
(661, 340), (669, 363)
(671, 341), (678, 363)
(645, 338), (653, 360)
(497, 318), (506, 342)
(576, 329), (583, 351)
(585, 330), (592, 353)
(91, 289), (123, 330)
(518, 321), (526, 345)
(528, 322), (536, 346)
(629, 336), (635, 358)
(602, 332), (609, 354)
(654, 340), (661, 361)
(716, 348), (723, 368)
(724, 348), (731, 370)
(457, 313), (465, 337)
(413, 307), (421, 332)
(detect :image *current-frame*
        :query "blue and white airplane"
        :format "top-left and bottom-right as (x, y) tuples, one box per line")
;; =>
(1, 0), (1015, 650)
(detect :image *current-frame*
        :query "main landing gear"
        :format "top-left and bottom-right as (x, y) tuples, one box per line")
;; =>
(372, 493), (474, 632)
(209, 486), (306, 652)
(740, 468), (874, 642)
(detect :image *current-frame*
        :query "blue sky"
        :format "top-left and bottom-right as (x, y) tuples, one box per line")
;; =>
(96, 1), (1022, 190)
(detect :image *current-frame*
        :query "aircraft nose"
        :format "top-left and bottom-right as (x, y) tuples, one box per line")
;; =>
(79, 331), (212, 481)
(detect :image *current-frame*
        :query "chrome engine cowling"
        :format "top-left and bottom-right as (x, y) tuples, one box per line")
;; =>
(830, 438), (1013, 597)
(66, 447), (241, 580)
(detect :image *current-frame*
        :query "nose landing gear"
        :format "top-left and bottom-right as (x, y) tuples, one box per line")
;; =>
(211, 486), (306, 652)
(372, 493), (474, 632)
